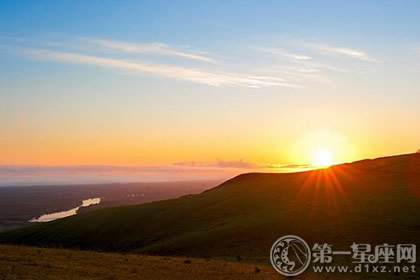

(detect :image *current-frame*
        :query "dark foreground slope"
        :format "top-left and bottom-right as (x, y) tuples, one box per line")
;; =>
(1, 154), (419, 263)
(1, 245), (413, 280)
(0, 245), (279, 280)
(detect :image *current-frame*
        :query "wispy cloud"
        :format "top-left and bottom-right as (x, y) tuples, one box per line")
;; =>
(18, 48), (297, 88)
(303, 43), (379, 62)
(254, 63), (337, 84)
(252, 46), (311, 61)
(249, 44), (356, 85)
(173, 160), (313, 171)
(78, 37), (219, 64)
(174, 160), (260, 169)
(0, 162), (312, 186)
(0, 162), (310, 177)
(5, 36), (369, 88)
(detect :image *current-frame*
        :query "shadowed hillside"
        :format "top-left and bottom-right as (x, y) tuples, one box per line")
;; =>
(0, 245), (280, 280)
(1, 153), (419, 263)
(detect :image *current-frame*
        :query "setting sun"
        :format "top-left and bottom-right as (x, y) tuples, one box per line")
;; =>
(312, 148), (333, 167)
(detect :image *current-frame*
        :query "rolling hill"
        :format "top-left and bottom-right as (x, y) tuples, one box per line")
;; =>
(0, 153), (419, 264)
(0, 245), (281, 280)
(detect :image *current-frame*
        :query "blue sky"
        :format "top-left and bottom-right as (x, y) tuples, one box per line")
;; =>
(0, 1), (419, 185)
(1, 1), (419, 39)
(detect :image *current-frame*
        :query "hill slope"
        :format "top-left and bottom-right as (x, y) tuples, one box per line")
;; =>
(0, 245), (279, 280)
(1, 153), (419, 263)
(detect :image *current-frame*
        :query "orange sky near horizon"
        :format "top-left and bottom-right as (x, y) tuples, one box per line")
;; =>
(1, 103), (418, 168)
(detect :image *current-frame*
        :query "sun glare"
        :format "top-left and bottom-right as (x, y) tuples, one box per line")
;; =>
(312, 148), (333, 167)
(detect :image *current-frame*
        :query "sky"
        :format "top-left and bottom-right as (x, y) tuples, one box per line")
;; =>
(0, 0), (419, 185)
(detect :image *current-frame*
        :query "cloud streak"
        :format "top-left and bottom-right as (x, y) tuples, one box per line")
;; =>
(249, 44), (355, 85)
(174, 160), (260, 169)
(78, 37), (219, 64)
(6, 36), (373, 88)
(0, 162), (312, 176)
(173, 160), (313, 171)
(0, 162), (312, 186)
(252, 46), (312, 61)
(303, 43), (379, 62)
(18, 48), (297, 88)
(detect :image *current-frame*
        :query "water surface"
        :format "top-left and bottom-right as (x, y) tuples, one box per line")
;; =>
(30, 198), (101, 222)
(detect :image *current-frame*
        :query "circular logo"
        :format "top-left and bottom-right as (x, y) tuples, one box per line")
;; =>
(270, 235), (311, 276)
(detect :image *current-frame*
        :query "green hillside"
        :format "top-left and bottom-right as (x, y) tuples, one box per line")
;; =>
(1, 153), (419, 263)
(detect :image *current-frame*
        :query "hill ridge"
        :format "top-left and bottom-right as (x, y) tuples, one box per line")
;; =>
(0, 153), (419, 263)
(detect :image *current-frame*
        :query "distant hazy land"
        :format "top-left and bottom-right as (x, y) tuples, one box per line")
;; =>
(0, 181), (217, 231)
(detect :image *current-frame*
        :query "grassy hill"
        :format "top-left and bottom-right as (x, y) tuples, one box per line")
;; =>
(0, 153), (419, 264)
(2, 244), (414, 280)
(0, 245), (279, 280)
